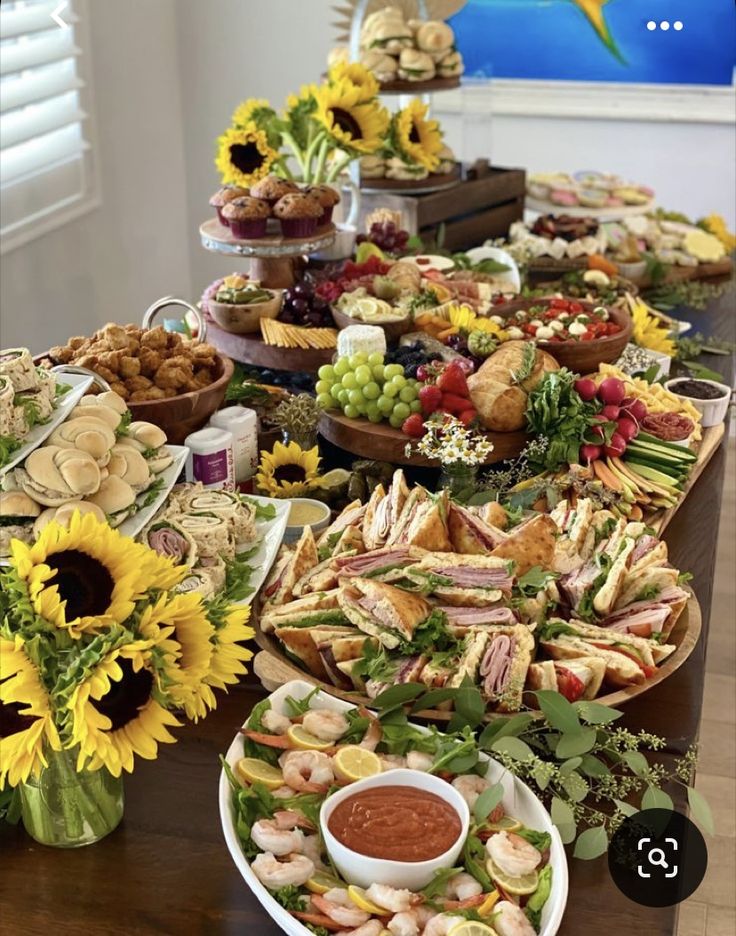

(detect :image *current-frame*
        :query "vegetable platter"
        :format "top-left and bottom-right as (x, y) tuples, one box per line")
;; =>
(220, 679), (568, 936)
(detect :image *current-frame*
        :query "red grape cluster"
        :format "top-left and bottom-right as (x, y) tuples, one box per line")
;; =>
(279, 281), (333, 327)
(356, 221), (410, 254)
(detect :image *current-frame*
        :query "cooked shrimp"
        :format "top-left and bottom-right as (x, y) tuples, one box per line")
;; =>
(250, 818), (304, 856)
(493, 900), (537, 936)
(486, 831), (542, 878)
(365, 883), (418, 914)
(422, 913), (464, 936)
(359, 706), (382, 751)
(451, 774), (492, 809)
(272, 785), (298, 799)
(273, 808), (314, 830)
(311, 888), (371, 927)
(301, 834), (328, 871)
(302, 708), (350, 743)
(406, 751), (434, 772)
(335, 922), (385, 936)
(388, 906), (436, 936)
(443, 871), (483, 901)
(261, 708), (292, 735)
(380, 754), (407, 771)
(240, 728), (293, 749)
(251, 851), (314, 889)
(280, 750), (334, 792)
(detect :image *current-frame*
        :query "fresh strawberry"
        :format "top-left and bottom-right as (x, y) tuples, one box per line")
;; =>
(402, 413), (426, 437)
(458, 408), (477, 426)
(441, 393), (471, 415)
(416, 364), (429, 382)
(418, 384), (443, 415)
(436, 362), (468, 396)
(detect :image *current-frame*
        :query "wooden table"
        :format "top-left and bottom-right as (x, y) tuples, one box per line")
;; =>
(2, 288), (733, 935)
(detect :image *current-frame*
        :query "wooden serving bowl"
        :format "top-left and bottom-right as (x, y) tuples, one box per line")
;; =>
(207, 291), (282, 335)
(331, 306), (412, 345)
(493, 297), (632, 372)
(127, 353), (234, 444)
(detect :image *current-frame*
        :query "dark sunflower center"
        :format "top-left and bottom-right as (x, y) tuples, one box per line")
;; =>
(229, 143), (265, 174)
(45, 549), (114, 620)
(0, 701), (35, 739)
(331, 108), (363, 140)
(274, 465), (307, 484)
(93, 659), (153, 731)
(409, 125), (421, 144)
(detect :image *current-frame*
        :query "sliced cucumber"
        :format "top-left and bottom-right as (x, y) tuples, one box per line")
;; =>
(635, 432), (697, 459)
(624, 453), (690, 477)
(624, 460), (683, 489)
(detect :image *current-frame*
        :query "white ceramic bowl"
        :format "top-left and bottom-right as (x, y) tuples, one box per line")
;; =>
(464, 245), (522, 292)
(665, 378), (732, 428)
(319, 768), (470, 890)
(283, 498), (331, 543)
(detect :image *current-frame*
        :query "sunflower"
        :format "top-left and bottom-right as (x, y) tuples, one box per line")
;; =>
(68, 644), (181, 777)
(631, 299), (677, 357)
(313, 80), (389, 155)
(206, 604), (255, 692)
(10, 512), (170, 637)
(0, 638), (61, 788)
(231, 98), (281, 149)
(137, 592), (216, 721)
(392, 99), (443, 172)
(215, 124), (277, 187)
(255, 441), (322, 498)
(327, 62), (380, 102)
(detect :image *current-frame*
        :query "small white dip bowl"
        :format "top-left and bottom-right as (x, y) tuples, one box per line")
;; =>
(664, 378), (732, 428)
(319, 768), (470, 891)
(283, 498), (331, 543)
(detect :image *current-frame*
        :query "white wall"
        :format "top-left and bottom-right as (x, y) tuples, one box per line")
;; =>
(0, 0), (192, 353)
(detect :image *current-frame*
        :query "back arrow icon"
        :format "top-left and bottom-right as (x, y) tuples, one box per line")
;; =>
(51, 1), (69, 29)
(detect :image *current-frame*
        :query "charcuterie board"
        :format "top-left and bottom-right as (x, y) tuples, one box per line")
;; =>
(252, 588), (701, 718)
(206, 320), (335, 374)
(319, 410), (528, 466)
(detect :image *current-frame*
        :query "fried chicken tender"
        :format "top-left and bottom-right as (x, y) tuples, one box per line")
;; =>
(109, 381), (130, 400)
(130, 387), (166, 402)
(96, 366), (118, 384)
(126, 375), (153, 392)
(68, 336), (88, 350)
(98, 350), (125, 372)
(49, 345), (75, 364)
(154, 356), (193, 390)
(193, 368), (213, 388)
(190, 343), (217, 365)
(100, 324), (131, 350)
(138, 347), (162, 377)
(165, 332), (184, 352)
(119, 356), (141, 379)
(141, 326), (168, 351)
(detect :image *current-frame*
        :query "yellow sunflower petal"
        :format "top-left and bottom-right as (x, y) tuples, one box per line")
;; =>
(215, 124), (277, 187)
(392, 99), (443, 172)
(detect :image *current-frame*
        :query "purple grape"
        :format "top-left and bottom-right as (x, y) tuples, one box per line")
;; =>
(312, 297), (328, 312)
(291, 298), (308, 314)
(293, 283), (309, 297)
(284, 288), (296, 303)
(306, 312), (323, 327)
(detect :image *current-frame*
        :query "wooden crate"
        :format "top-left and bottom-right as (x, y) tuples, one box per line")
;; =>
(357, 161), (526, 251)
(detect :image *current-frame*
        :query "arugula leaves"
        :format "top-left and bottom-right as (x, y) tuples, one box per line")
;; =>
(526, 865), (553, 930)
(241, 496), (276, 521)
(283, 686), (321, 717)
(636, 584), (661, 601)
(516, 566), (559, 597)
(0, 434), (22, 469)
(223, 550), (257, 603)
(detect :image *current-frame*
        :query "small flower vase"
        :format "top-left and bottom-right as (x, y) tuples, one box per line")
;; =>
(439, 461), (478, 501)
(19, 748), (124, 848)
(281, 429), (318, 451)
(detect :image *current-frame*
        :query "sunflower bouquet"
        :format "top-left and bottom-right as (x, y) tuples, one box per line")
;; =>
(216, 63), (390, 187)
(0, 512), (254, 846)
(255, 441), (322, 499)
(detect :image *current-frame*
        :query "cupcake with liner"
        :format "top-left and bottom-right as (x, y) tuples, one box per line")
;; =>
(273, 192), (323, 238)
(221, 196), (271, 239)
(250, 174), (300, 206)
(209, 186), (249, 227)
(304, 184), (340, 225)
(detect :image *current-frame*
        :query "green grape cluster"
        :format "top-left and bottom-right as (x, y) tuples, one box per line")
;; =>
(315, 352), (421, 429)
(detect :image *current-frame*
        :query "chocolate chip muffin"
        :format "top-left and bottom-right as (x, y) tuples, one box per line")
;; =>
(209, 186), (249, 227)
(304, 184), (341, 225)
(221, 196), (271, 239)
(250, 175), (300, 206)
(273, 193), (323, 238)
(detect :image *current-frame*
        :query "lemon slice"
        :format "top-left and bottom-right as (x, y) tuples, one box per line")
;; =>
(487, 815), (522, 833)
(234, 757), (283, 790)
(478, 889), (500, 918)
(448, 921), (499, 936)
(486, 856), (539, 896)
(306, 871), (344, 894)
(347, 884), (388, 915)
(287, 724), (333, 751)
(333, 745), (382, 783)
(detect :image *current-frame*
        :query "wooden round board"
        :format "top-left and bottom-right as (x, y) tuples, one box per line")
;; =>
(207, 320), (335, 373)
(378, 76), (461, 93)
(319, 411), (528, 466)
(200, 218), (336, 257)
(361, 164), (461, 195)
(252, 587), (702, 719)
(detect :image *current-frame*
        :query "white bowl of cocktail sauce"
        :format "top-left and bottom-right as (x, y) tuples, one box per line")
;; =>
(320, 768), (470, 890)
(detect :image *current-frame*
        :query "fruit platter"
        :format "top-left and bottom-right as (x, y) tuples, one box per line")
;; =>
(220, 680), (568, 936)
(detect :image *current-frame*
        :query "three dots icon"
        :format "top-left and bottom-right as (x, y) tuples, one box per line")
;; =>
(647, 20), (684, 31)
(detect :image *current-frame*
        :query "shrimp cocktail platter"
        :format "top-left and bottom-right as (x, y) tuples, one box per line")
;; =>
(220, 680), (568, 936)
(252, 470), (701, 720)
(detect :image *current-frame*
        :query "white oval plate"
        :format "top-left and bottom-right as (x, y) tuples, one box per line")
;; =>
(465, 246), (522, 292)
(219, 679), (569, 936)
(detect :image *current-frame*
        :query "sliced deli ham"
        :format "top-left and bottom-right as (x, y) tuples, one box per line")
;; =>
(479, 635), (516, 696)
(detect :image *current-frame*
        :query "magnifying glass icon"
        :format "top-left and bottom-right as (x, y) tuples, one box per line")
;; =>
(648, 847), (669, 870)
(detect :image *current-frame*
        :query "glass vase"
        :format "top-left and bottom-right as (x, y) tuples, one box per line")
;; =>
(439, 461), (478, 501)
(281, 429), (318, 451)
(19, 747), (124, 848)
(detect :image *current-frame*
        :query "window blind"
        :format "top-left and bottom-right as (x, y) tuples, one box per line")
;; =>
(0, 0), (93, 248)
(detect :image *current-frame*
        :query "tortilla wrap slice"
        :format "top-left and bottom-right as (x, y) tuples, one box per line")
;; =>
(592, 537), (636, 616)
(259, 589), (341, 632)
(540, 635), (646, 687)
(268, 526), (319, 605)
(475, 624), (534, 712)
(292, 555), (343, 597)
(614, 566), (679, 610)
(338, 577), (432, 649)
(448, 502), (507, 555)
(489, 514), (557, 576)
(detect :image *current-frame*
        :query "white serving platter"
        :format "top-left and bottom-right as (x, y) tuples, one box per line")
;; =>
(117, 445), (188, 540)
(233, 495), (290, 605)
(219, 679), (569, 936)
(0, 373), (94, 475)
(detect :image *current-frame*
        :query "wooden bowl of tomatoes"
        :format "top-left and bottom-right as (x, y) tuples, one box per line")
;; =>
(490, 297), (632, 373)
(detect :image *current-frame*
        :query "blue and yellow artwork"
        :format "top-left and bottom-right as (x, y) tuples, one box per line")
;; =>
(449, 0), (736, 85)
